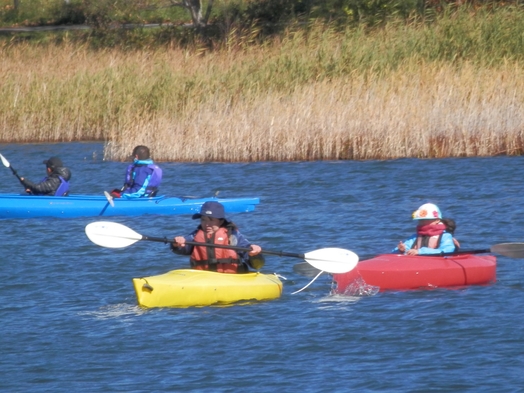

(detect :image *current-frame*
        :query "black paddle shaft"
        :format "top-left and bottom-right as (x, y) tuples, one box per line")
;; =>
(8, 165), (25, 185)
(141, 235), (305, 259)
(1, 154), (28, 189)
(434, 249), (491, 256)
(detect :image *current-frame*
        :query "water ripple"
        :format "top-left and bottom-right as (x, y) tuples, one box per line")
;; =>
(1, 143), (524, 392)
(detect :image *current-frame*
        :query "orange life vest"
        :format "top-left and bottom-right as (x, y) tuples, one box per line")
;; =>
(190, 227), (245, 274)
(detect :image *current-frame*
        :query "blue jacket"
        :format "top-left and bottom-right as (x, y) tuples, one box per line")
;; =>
(172, 226), (253, 263)
(122, 159), (162, 198)
(392, 232), (456, 255)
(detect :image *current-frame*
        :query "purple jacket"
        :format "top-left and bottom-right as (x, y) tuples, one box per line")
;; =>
(122, 159), (162, 198)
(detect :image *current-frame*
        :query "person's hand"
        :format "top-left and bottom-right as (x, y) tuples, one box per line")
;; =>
(110, 189), (122, 198)
(397, 242), (406, 253)
(173, 236), (186, 247)
(249, 244), (262, 256)
(406, 248), (419, 256)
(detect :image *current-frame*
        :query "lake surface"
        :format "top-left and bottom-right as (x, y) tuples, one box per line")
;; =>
(1, 142), (524, 392)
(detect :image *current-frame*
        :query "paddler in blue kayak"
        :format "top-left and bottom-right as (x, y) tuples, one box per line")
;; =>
(394, 203), (460, 255)
(110, 145), (162, 199)
(171, 201), (264, 273)
(20, 156), (71, 196)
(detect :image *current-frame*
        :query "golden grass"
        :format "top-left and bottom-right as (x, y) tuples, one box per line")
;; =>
(1, 16), (524, 161)
(116, 61), (523, 162)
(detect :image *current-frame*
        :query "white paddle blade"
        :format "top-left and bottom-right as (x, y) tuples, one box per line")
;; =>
(304, 248), (359, 274)
(85, 221), (142, 248)
(103, 191), (115, 207)
(0, 153), (10, 167)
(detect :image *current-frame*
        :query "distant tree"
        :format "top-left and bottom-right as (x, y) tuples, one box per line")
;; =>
(170, 0), (215, 27)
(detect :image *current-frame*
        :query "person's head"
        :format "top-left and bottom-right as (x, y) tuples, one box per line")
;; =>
(412, 203), (442, 226)
(132, 145), (150, 160)
(192, 201), (227, 235)
(42, 157), (63, 173)
(441, 218), (456, 234)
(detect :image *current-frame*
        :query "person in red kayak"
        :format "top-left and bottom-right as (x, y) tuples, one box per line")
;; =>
(171, 201), (264, 273)
(394, 203), (459, 255)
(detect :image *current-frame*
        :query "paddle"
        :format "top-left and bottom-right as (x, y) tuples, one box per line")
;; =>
(85, 221), (359, 274)
(103, 191), (115, 207)
(293, 243), (524, 277)
(0, 153), (26, 188)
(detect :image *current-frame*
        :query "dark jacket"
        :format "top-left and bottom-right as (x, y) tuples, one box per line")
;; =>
(21, 166), (72, 196)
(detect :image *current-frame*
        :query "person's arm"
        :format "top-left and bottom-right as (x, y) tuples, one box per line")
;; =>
(393, 235), (416, 254)
(123, 164), (134, 189)
(231, 230), (262, 263)
(171, 231), (196, 255)
(20, 176), (60, 195)
(417, 233), (456, 255)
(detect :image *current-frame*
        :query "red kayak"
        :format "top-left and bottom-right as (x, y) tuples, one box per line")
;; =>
(331, 253), (497, 293)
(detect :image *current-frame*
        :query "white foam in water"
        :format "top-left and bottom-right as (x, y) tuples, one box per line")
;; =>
(334, 277), (380, 297)
(78, 303), (147, 319)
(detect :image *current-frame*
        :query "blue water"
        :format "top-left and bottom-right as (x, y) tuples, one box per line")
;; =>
(1, 142), (524, 392)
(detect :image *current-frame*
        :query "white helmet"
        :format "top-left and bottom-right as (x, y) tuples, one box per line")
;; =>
(412, 203), (442, 220)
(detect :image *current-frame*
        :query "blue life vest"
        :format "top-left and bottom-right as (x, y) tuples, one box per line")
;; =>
(38, 175), (70, 196)
(55, 176), (70, 196)
(146, 164), (162, 196)
(124, 160), (163, 197)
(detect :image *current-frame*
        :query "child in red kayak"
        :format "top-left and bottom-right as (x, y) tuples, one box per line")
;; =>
(394, 203), (459, 255)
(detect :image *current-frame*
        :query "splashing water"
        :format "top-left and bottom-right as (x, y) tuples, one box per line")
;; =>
(331, 276), (380, 297)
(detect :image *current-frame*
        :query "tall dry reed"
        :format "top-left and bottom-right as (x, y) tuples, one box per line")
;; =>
(1, 8), (524, 161)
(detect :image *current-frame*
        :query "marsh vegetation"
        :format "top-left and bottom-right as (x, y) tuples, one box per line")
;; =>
(1, 3), (524, 161)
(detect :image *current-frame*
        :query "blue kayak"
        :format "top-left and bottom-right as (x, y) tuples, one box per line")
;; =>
(0, 194), (260, 219)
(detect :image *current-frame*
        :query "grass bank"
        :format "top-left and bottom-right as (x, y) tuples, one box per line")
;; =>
(1, 6), (524, 161)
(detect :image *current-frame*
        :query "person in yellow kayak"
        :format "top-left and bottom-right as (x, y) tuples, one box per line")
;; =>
(394, 203), (460, 255)
(171, 201), (264, 273)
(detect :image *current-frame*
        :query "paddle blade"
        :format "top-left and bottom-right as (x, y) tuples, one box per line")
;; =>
(85, 221), (142, 248)
(0, 153), (10, 168)
(103, 191), (115, 207)
(304, 248), (359, 274)
(293, 262), (323, 277)
(491, 243), (524, 258)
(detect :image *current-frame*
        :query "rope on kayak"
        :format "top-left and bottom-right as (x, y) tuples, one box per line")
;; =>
(291, 270), (324, 294)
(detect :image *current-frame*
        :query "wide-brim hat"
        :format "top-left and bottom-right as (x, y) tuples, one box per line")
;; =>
(42, 156), (63, 169)
(192, 201), (226, 220)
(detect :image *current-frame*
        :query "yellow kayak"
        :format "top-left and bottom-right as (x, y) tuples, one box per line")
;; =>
(132, 269), (283, 308)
